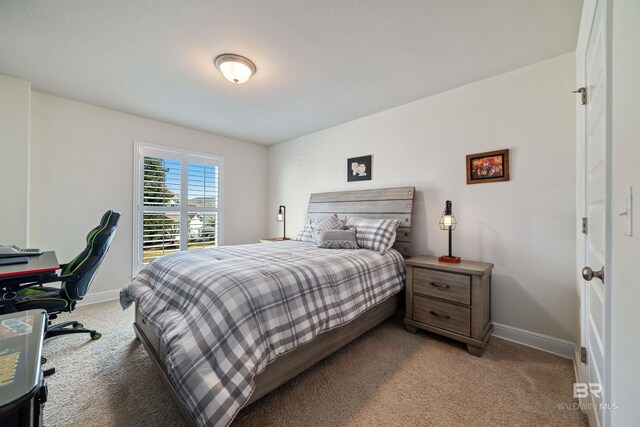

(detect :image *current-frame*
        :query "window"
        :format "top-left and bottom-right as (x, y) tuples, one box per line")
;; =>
(133, 142), (223, 273)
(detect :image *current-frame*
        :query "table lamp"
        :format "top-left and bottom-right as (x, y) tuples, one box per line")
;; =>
(438, 200), (460, 263)
(276, 205), (289, 240)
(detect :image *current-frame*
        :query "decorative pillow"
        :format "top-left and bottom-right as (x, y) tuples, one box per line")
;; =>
(315, 214), (345, 231)
(294, 214), (344, 243)
(345, 217), (400, 254)
(316, 229), (359, 249)
(294, 218), (318, 243)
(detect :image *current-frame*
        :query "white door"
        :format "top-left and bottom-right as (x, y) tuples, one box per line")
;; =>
(578, 0), (610, 426)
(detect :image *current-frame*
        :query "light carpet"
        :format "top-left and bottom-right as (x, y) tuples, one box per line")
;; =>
(42, 300), (587, 426)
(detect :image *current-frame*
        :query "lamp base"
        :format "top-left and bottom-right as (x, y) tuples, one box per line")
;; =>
(277, 237), (291, 241)
(439, 255), (461, 263)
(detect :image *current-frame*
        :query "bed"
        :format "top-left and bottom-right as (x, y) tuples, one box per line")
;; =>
(120, 186), (415, 426)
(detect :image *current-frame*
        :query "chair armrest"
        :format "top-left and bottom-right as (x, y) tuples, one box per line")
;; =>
(1, 273), (78, 294)
(40, 273), (78, 284)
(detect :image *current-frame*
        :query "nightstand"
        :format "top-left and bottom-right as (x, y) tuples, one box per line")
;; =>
(259, 238), (291, 243)
(403, 256), (493, 356)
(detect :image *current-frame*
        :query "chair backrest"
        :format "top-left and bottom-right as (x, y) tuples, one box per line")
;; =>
(61, 210), (121, 301)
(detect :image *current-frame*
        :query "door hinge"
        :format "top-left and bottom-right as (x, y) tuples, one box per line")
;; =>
(581, 346), (588, 364)
(573, 87), (587, 105)
(582, 217), (588, 234)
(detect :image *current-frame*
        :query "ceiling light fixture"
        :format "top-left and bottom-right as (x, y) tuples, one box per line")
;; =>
(214, 54), (256, 84)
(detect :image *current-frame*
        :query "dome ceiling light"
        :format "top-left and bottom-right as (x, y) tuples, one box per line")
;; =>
(214, 54), (256, 84)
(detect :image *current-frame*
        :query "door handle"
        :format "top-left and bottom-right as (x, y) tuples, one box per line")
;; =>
(582, 266), (605, 283)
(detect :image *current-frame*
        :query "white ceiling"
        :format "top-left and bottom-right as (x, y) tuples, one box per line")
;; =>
(0, 0), (582, 145)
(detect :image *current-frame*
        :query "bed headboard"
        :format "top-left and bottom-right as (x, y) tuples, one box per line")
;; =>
(307, 186), (415, 257)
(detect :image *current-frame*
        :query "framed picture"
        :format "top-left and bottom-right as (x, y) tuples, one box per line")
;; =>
(347, 155), (372, 182)
(466, 149), (510, 184)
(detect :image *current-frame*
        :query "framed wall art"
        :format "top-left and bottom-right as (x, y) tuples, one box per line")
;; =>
(347, 155), (372, 182)
(466, 149), (510, 184)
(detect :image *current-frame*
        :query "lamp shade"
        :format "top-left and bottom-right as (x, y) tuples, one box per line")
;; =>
(214, 54), (256, 84)
(276, 205), (287, 240)
(438, 200), (460, 263)
(439, 200), (457, 230)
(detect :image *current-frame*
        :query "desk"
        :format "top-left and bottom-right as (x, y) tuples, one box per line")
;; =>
(0, 309), (48, 427)
(0, 253), (59, 282)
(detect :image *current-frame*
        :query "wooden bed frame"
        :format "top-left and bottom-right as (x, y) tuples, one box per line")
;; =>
(132, 186), (415, 425)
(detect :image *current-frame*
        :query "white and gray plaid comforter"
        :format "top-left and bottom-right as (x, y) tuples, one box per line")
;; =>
(120, 241), (405, 427)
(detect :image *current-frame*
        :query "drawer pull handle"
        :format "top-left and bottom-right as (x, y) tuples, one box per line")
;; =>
(429, 282), (450, 289)
(429, 310), (451, 320)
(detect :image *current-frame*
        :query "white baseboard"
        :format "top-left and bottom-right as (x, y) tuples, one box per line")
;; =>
(78, 289), (120, 306)
(492, 322), (576, 360)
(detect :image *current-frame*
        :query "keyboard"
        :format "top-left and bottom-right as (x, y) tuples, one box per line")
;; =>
(0, 245), (43, 258)
(16, 247), (42, 255)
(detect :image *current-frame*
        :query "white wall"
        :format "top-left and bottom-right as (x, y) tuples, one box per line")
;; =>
(28, 92), (268, 296)
(610, 0), (640, 423)
(268, 53), (578, 342)
(0, 74), (30, 247)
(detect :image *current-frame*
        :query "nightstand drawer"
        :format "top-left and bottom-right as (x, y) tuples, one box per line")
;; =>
(413, 295), (470, 336)
(413, 268), (471, 305)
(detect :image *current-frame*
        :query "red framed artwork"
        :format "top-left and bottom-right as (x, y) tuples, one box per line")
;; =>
(466, 149), (510, 184)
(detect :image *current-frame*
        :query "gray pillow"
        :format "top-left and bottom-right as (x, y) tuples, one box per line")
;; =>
(315, 214), (344, 231)
(345, 217), (400, 254)
(294, 218), (318, 243)
(295, 214), (345, 243)
(316, 229), (359, 249)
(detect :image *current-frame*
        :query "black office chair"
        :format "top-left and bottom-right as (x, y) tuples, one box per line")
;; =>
(1, 210), (120, 340)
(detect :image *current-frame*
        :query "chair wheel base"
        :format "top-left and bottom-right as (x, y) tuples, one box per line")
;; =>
(45, 320), (101, 341)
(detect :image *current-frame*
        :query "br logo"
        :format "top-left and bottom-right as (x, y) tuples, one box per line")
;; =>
(574, 383), (603, 399)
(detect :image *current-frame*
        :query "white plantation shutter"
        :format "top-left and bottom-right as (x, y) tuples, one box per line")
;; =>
(187, 160), (219, 250)
(134, 143), (223, 274)
(141, 156), (181, 265)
